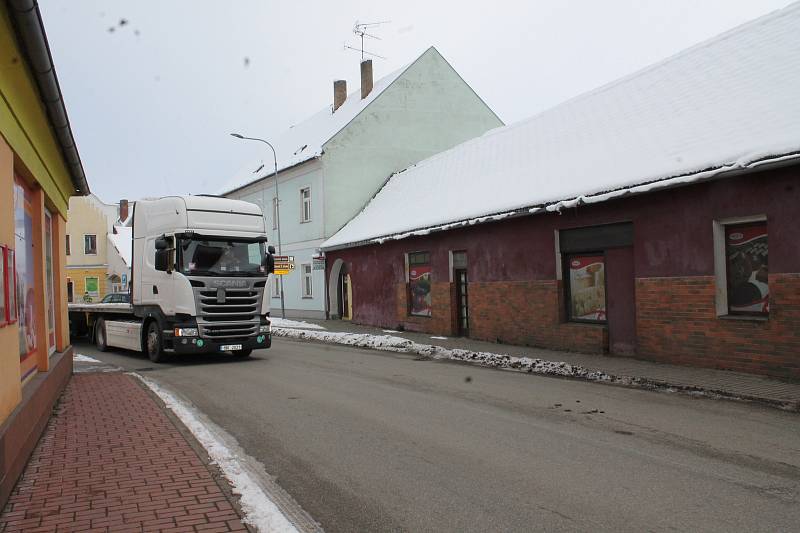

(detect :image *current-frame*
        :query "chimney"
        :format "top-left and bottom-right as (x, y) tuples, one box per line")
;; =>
(333, 79), (347, 112)
(119, 199), (129, 223)
(360, 60), (373, 99)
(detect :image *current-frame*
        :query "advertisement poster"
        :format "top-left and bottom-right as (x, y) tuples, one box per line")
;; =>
(409, 264), (432, 317)
(14, 179), (37, 364)
(726, 223), (768, 314)
(569, 255), (606, 321)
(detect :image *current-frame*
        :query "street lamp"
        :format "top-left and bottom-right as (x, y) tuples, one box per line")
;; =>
(230, 133), (285, 319)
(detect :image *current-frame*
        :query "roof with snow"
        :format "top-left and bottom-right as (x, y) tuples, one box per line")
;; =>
(108, 225), (132, 267)
(322, 4), (800, 250)
(218, 50), (433, 196)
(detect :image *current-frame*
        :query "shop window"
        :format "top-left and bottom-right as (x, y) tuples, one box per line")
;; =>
(408, 252), (432, 317)
(300, 187), (311, 222)
(714, 217), (768, 317)
(84, 234), (97, 255)
(301, 263), (313, 297)
(564, 254), (607, 322)
(66, 234), (71, 256)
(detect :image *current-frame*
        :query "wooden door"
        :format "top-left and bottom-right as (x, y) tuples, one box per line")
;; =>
(455, 269), (469, 336)
(605, 247), (636, 356)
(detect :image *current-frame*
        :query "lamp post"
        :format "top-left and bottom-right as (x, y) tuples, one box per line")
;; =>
(230, 133), (285, 319)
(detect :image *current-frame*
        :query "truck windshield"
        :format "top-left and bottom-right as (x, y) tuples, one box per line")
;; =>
(178, 238), (266, 277)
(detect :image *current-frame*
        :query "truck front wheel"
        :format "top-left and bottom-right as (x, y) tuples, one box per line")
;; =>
(145, 321), (167, 363)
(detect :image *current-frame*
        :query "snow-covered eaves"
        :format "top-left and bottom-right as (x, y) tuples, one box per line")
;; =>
(108, 225), (132, 267)
(217, 52), (425, 196)
(322, 4), (800, 251)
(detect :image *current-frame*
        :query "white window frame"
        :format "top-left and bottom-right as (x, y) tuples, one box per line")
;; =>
(712, 214), (767, 318)
(301, 263), (313, 298)
(84, 234), (97, 255)
(300, 187), (311, 223)
(272, 197), (279, 230)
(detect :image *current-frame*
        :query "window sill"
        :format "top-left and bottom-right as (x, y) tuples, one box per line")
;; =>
(718, 314), (768, 322)
(301, 296), (313, 299)
(300, 220), (311, 224)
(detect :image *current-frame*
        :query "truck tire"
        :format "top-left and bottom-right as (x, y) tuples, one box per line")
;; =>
(232, 348), (252, 358)
(95, 318), (109, 352)
(145, 321), (168, 363)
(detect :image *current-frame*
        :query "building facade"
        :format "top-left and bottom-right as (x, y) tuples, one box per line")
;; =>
(65, 194), (120, 302)
(322, 5), (800, 379)
(0, 2), (89, 507)
(222, 47), (503, 318)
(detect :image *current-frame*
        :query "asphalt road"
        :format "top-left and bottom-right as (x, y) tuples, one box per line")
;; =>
(74, 338), (800, 532)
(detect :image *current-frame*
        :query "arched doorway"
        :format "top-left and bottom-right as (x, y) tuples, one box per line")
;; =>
(327, 259), (352, 320)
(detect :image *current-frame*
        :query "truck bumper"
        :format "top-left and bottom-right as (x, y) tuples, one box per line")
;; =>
(170, 334), (271, 354)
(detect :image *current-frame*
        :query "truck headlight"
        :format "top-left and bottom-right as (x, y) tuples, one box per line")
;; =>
(174, 327), (198, 337)
(259, 324), (271, 334)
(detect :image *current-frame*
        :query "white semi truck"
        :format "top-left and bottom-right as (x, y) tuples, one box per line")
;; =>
(69, 196), (275, 362)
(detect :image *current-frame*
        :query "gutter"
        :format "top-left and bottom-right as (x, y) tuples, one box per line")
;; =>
(321, 152), (800, 252)
(7, 0), (89, 195)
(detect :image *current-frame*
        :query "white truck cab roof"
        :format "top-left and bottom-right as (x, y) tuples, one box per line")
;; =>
(133, 196), (266, 238)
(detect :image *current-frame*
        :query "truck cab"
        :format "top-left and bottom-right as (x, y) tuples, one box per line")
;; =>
(132, 196), (273, 361)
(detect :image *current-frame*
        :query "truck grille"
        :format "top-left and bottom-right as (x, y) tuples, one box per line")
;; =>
(193, 284), (264, 339)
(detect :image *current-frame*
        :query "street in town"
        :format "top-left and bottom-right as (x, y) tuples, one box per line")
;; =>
(69, 336), (800, 532)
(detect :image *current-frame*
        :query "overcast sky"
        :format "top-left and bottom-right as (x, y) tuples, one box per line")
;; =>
(40, 0), (794, 204)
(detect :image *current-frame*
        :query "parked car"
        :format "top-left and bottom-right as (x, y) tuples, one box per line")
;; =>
(100, 293), (130, 304)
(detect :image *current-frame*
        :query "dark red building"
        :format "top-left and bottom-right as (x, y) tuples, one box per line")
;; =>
(321, 5), (800, 379)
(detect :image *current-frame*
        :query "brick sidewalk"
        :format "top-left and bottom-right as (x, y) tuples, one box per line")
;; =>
(0, 374), (248, 533)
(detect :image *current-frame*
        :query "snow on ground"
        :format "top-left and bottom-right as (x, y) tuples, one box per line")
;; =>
(272, 328), (622, 383)
(133, 374), (301, 533)
(270, 318), (326, 330)
(73, 353), (102, 363)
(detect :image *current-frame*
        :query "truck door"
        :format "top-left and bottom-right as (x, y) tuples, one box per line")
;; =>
(143, 234), (176, 315)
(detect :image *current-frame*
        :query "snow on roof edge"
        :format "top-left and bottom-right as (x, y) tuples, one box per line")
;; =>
(321, 152), (800, 251)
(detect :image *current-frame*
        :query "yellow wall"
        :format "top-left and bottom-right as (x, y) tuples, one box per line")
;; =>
(0, 7), (75, 217)
(66, 267), (110, 302)
(0, 5), (83, 424)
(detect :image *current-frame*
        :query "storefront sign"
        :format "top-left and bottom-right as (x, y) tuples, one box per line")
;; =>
(312, 256), (325, 271)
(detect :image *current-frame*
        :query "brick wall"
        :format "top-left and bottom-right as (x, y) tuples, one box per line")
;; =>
(636, 274), (800, 378)
(469, 280), (606, 353)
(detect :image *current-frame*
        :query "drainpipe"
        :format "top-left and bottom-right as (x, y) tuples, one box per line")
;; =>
(8, 0), (90, 195)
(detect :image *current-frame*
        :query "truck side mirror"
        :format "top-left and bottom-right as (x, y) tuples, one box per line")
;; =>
(267, 245), (276, 254)
(155, 236), (168, 250)
(265, 251), (275, 274)
(155, 249), (169, 272)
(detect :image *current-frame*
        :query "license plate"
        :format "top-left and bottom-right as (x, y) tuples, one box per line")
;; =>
(220, 344), (242, 351)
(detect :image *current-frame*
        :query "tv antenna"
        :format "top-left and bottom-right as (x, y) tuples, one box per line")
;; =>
(344, 20), (389, 60)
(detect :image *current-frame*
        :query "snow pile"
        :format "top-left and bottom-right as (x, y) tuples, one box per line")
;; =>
(323, 4), (800, 249)
(108, 225), (133, 266)
(73, 353), (102, 363)
(269, 318), (326, 330)
(272, 327), (624, 383)
(134, 374), (300, 533)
